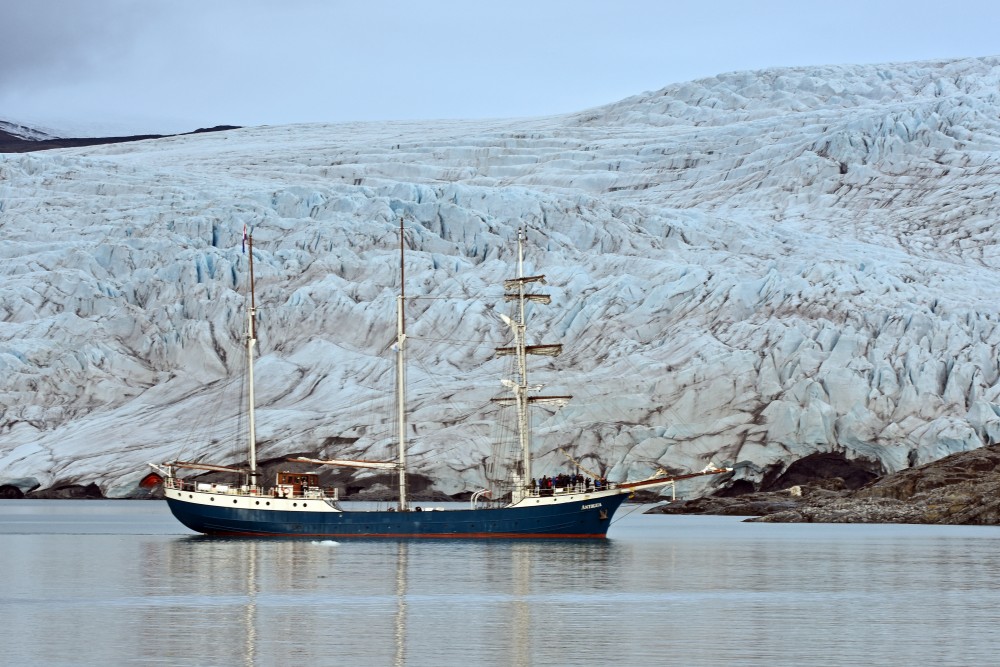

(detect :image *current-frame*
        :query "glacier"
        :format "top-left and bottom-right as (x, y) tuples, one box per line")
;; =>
(2, 55), (1000, 498)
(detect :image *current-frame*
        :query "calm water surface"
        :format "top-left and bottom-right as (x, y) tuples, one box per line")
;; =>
(1, 500), (998, 666)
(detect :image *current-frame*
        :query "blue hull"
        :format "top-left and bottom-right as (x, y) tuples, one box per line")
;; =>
(166, 494), (628, 538)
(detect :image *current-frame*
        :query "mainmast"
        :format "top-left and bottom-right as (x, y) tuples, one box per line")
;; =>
(396, 219), (409, 511)
(246, 232), (259, 487)
(495, 228), (570, 498)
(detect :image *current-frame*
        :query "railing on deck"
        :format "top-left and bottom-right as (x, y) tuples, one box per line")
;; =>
(166, 477), (339, 500)
(525, 480), (615, 498)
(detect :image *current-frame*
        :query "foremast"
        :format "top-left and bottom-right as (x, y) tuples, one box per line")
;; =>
(495, 229), (570, 502)
(396, 219), (409, 511)
(246, 232), (259, 487)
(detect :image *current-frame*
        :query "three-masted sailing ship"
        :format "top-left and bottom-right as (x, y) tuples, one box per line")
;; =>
(152, 224), (729, 537)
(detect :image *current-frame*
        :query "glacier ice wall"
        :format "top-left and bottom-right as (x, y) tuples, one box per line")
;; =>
(2, 56), (1000, 497)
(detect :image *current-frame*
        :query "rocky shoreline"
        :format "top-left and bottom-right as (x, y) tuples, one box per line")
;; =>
(651, 444), (1000, 525)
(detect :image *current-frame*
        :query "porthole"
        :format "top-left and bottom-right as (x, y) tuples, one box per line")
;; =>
(188, 495), (193, 499)
(266, 501), (270, 506)
(210, 497), (215, 502)
(293, 503), (298, 507)
(233, 499), (238, 504)
(255, 501), (260, 505)
(303, 503), (308, 508)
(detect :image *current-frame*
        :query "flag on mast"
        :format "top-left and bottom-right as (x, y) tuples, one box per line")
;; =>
(242, 224), (247, 253)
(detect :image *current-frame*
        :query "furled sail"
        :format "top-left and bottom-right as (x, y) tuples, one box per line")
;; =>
(494, 343), (563, 356)
(287, 456), (397, 470)
(166, 461), (247, 474)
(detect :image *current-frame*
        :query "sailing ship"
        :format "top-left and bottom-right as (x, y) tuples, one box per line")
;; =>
(152, 224), (729, 537)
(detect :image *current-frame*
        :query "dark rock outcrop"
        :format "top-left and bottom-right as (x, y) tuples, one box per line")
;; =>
(651, 444), (1000, 524)
(28, 482), (105, 499)
(0, 485), (25, 499)
(0, 124), (240, 153)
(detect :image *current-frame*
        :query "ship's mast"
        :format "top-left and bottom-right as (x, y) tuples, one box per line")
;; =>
(246, 233), (259, 487)
(396, 219), (409, 511)
(495, 228), (570, 500)
(513, 230), (532, 485)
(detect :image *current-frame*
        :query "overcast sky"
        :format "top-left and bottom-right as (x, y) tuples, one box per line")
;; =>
(3, 0), (999, 136)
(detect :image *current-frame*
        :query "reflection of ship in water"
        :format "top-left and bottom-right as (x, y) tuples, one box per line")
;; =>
(512, 544), (532, 666)
(394, 542), (407, 667)
(135, 534), (620, 664)
(242, 540), (257, 667)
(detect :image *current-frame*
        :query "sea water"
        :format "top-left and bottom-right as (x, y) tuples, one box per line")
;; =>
(1, 500), (999, 666)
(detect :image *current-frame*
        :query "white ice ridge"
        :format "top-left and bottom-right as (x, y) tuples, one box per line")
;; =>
(2, 56), (1000, 497)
